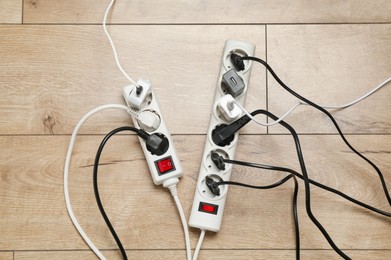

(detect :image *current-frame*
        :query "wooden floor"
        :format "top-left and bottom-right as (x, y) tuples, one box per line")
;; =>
(1, 1), (391, 259)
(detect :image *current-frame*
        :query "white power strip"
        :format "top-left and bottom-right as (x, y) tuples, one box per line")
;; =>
(189, 40), (255, 232)
(122, 80), (183, 185)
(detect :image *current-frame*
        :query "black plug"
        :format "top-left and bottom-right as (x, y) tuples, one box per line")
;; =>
(212, 115), (252, 146)
(212, 124), (235, 146)
(211, 152), (225, 170)
(205, 176), (221, 196)
(138, 130), (169, 156)
(230, 53), (245, 71)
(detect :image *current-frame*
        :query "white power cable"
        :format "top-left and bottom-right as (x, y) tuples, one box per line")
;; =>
(193, 230), (206, 260)
(64, 104), (131, 260)
(165, 180), (192, 260)
(233, 76), (391, 127)
(317, 76), (391, 109)
(233, 100), (302, 127)
(103, 0), (138, 85)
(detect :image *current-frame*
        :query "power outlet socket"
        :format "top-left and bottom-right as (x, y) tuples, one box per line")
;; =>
(122, 83), (183, 185)
(189, 40), (255, 232)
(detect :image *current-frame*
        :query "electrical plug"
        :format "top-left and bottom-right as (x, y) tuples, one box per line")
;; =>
(230, 53), (245, 71)
(205, 176), (221, 196)
(137, 130), (169, 156)
(217, 94), (242, 122)
(211, 124), (235, 147)
(137, 110), (161, 132)
(222, 69), (245, 98)
(211, 152), (226, 170)
(122, 79), (152, 109)
(212, 114), (251, 146)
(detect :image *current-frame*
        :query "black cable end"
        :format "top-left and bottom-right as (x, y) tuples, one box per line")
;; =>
(137, 130), (169, 156)
(205, 176), (221, 196)
(230, 53), (245, 71)
(211, 152), (226, 170)
(146, 133), (169, 156)
(137, 129), (149, 140)
(211, 115), (252, 146)
(211, 124), (234, 147)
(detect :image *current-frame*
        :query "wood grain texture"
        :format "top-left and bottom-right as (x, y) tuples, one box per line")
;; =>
(23, 0), (391, 24)
(0, 252), (13, 260)
(2, 1), (391, 259)
(267, 24), (391, 134)
(0, 25), (266, 135)
(1, 135), (390, 252)
(13, 250), (391, 260)
(0, 0), (22, 23)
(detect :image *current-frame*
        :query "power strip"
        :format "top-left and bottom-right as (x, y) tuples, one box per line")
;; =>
(189, 40), (255, 232)
(122, 80), (183, 185)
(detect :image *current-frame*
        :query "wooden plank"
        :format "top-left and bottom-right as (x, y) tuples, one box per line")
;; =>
(0, 0), (22, 23)
(1, 135), (390, 250)
(267, 24), (391, 134)
(14, 249), (391, 260)
(23, 0), (391, 24)
(0, 252), (13, 260)
(0, 25), (266, 135)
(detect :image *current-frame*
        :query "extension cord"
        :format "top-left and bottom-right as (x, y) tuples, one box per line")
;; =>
(123, 80), (192, 260)
(122, 80), (183, 185)
(188, 40), (255, 232)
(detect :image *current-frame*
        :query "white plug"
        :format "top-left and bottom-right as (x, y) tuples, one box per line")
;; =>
(217, 94), (242, 121)
(122, 79), (152, 109)
(137, 110), (161, 132)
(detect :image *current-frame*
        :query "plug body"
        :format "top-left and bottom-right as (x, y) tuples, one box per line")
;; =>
(122, 79), (152, 109)
(230, 53), (245, 71)
(222, 69), (245, 97)
(217, 94), (241, 122)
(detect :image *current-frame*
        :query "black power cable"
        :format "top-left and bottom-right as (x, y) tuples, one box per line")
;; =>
(210, 175), (300, 260)
(93, 127), (138, 260)
(238, 55), (391, 209)
(253, 110), (350, 259)
(212, 109), (351, 259)
(223, 158), (391, 218)
(93, 126), (171, 260)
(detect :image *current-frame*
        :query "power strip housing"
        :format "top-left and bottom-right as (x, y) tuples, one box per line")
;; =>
(122, 82), (183, 185)
(189, 40), (255, 232)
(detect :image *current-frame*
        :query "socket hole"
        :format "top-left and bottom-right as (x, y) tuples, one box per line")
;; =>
(141, 93), (153, 109)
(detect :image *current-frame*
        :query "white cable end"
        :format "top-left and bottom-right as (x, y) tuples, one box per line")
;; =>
(217, 94), (242, 121)
(122, 79), (152, 109)
(137, 110), (161, 132)
(163, 178), (180, 196)
(193, 229), (206, 260)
